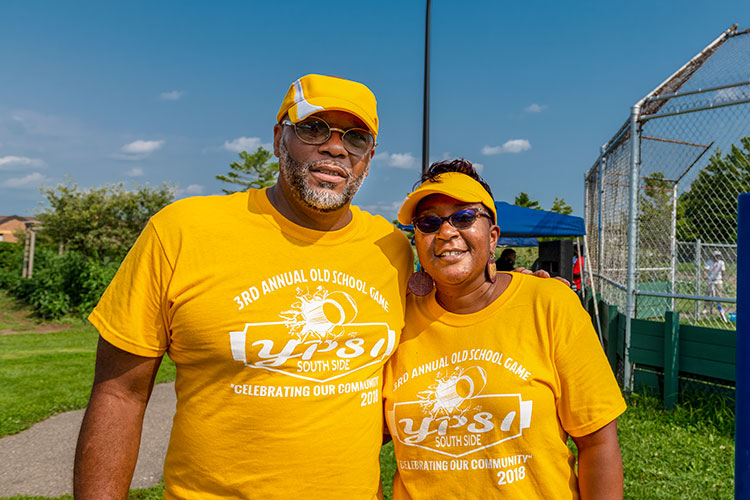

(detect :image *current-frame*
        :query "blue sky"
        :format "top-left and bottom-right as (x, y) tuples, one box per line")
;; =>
(1, 1), (748, 220)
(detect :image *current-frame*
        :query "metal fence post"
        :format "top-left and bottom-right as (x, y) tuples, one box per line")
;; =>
(694, 238), (702, 319)
(669, 183), (677, 311)
(624, 103), (642, 393)
(663, 310), (680, 410)
(598, 145), (606, 287)
(736, 193), (750, 498)
(22, 227), (30, 278)
(27, 229), (34, 279)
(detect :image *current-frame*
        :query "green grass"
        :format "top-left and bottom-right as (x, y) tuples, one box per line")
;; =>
(1, 326), (99, 437)
(0, 324), (175, 437)
(0, 481), (166, 500)
(0, 321), (174, 500)
(0, 291), (46, 332)
(380, 441), (396, 499)
(0, 316), (735, 499)
(619, 393), (734, 499)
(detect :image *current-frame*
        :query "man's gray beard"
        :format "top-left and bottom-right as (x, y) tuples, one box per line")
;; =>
(278, 140), (367, 213)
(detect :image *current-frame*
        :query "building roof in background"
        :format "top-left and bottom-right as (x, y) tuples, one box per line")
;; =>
(0, 215), (38, 226)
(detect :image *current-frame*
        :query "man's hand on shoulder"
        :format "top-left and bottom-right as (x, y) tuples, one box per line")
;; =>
(513, 267), (571, 287)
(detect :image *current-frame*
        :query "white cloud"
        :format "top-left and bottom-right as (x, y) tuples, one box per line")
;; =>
(126, 167), (144, 177)
(2, 110), (81, 138)
(501, 139), (532, 153)
(0, 155), (45, 170)
(1, 172), (50, 189)
(160, 90), (187, 101)
(175, 184), (206, 198)
(389, 153), (416, 169)
(223, 136), (268, 153)
(121, 140), (165, 154)
(373, 151), (418, 169)
(359, 200), (402, 220)
(482, 139), (531, 155)
(524, 103), (547, 113)
(472, 162), (485, 173)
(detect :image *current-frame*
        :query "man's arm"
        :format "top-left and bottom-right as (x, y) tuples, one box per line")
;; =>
(74, 336), (163, 500)
(572, 419), (623, 500)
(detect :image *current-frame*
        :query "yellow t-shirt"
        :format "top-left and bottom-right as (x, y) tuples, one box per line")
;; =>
(89, 188), (413, 499)
(383, 273), (626, 500)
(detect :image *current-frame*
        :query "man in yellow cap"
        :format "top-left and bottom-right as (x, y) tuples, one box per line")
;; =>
(74, 74), (413, 499)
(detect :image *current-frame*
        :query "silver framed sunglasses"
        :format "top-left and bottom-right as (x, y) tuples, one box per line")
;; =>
(281, 116), (376, 156)
(412, 208), (492, 234)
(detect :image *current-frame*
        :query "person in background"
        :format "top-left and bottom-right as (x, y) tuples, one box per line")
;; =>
(384, 159), (625, 499)
(573, 245), (583, 293)
(495, 247), (516, 272)
(703, 249), (726, 315)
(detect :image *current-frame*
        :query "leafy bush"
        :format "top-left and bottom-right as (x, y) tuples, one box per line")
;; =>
(37, 180), (174, 261)
(0, 246), (120, 320)
(0, 241), (22, 273)
(0, 179), (173, 319)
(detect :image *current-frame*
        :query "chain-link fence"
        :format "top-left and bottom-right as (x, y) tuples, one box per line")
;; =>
(584, 25), (749, 391)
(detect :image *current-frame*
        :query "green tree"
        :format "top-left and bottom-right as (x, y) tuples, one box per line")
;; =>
(678, 137), (750, 243)
(514, 192), (541, 210)
(639, 172), (676, 260)
(216, 147), (279, 194)
(550, 197), (573, 215)
(36, 180), (175, 262)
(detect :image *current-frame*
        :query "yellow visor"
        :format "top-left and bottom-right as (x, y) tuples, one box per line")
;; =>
(397, 172), (497, 225)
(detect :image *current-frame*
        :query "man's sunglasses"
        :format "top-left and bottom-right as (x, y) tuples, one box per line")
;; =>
(412, 208), (492, 234)
(281, 116), (376, 156)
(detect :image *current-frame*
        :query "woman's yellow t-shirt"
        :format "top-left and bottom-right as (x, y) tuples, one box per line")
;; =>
(383, 273), (626, 499)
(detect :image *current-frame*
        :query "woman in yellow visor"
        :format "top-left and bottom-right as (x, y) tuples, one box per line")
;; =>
(383, 159), (626, 499)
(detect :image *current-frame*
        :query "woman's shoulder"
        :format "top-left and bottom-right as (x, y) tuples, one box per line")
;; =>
(511, 272), (582, 308)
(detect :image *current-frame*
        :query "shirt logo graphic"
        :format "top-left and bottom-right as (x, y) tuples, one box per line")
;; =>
(280, 287), (357, 341)
(391, 366), (533, 458)
(230, 286), (396, 383)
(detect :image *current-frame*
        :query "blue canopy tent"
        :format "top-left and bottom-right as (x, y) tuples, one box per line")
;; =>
(496, 237), (538, 247)
(396, 201), (586, 239)
(494, 202), (585, 238)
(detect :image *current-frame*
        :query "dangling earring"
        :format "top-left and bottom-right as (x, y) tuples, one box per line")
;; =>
(408, 263), (434, 296)
(486, 255), (497, 283)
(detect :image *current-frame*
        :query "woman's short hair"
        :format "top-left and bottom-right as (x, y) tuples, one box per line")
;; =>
(415, 159), (494, 200)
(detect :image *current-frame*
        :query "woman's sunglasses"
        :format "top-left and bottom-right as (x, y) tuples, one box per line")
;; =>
(412, 208), (492, 234)
(281, 116), (375, 156)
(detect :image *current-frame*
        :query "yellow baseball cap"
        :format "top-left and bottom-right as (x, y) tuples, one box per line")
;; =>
(276, 74), (379, 138)
(397, 172), (497, 225)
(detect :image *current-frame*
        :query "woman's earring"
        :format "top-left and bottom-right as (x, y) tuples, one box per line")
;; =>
(408, 265), (434, 296)
(486, 255), (497, 283)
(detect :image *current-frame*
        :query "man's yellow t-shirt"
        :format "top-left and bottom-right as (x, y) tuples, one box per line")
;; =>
(383, 273), (626, 499)
(89, 188), (413, 499)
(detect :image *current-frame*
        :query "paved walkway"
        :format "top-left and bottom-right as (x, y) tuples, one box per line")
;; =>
(0, 382), (176, 497)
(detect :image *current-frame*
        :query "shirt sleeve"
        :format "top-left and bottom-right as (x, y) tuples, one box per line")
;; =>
(553, 295), (626, 437)
(88, 221), (174, 357)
